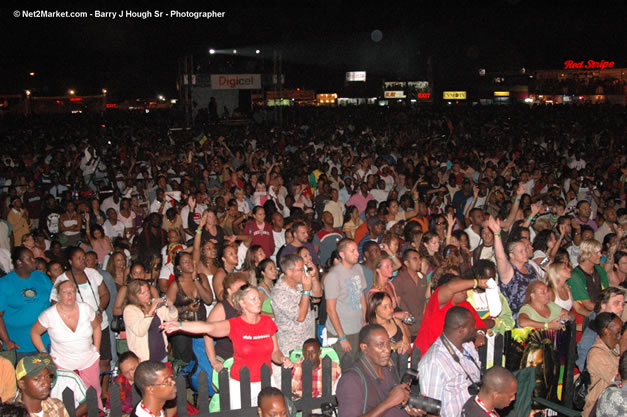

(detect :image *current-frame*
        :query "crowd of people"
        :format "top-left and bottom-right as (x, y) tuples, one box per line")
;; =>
(0, 103), (626, 417)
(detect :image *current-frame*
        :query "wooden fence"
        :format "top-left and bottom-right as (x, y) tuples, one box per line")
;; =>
(61, 322), (578, 417)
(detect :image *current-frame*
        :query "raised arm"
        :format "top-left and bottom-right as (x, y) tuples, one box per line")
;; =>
(485, 216), (514, 284)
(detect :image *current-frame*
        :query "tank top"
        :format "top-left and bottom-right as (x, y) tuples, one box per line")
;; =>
(388, 320), (403, 344)
(214, 299), (240, 359)
(553, 288), (573, 311)
(499, 262), (538, 315)
(173, 277), (207, 321)
(257, 285), (274, 314)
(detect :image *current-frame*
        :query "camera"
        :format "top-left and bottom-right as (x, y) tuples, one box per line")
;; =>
(467, 381), (481, 396)
(399, 369), (442, 415)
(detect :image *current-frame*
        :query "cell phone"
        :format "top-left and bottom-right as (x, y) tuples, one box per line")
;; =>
(540, 257), (551, 267)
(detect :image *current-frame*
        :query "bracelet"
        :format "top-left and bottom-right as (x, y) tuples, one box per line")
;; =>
(473, 279), (478, 289)
(527, 216), (535, 222)
(389, 253), (396, 259)
(195, 229), (203, 235)
(494, 232), (501, 237)
(559, 237), (564, 241)
(39, 349), (47, 353)
(337, 336), (347, 342)
(301, 290), (312, 297)
(471, 200), (477, 204)
(179, 321), (183, 330)
(514, 197), (521, 202)
(544, 322), (549, 330)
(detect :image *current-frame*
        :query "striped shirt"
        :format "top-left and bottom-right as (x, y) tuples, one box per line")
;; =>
(418, 336), (482, 417)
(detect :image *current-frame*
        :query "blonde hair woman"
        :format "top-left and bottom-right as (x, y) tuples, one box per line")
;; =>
(545, 262), (574, 312)
(161, 285), (292, 409)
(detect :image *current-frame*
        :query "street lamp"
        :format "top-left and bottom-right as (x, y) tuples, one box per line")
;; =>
(255, 49), (261, 54)
(233, 49), (237, 54)
(68, 89), (75, 95)
(209, 48), (216, 54)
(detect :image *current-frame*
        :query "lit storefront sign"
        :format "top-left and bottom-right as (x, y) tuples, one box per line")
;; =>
(384, 91), (406, 98)
(494, 91), (510, 97)
(443, 91), (467, 100)
(563, 60), (615, 70)
(346, 71), (367, 82)
(211, 74), (261, 89)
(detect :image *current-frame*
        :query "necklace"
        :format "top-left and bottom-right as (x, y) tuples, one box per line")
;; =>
(58, 304), (77, 320)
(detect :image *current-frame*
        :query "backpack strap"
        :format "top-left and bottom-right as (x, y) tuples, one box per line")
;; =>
(350, 365), (368, 415)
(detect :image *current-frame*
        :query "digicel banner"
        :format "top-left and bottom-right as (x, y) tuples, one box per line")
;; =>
(211, 74), (262, 90)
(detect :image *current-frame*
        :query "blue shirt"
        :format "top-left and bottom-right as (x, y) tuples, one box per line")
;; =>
(0, 270), (52, 352)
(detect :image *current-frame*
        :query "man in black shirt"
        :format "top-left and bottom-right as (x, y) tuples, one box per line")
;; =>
(461, 366), (517, 417)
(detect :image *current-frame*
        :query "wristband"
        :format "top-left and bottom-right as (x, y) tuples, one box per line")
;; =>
(39, 349), (47, 353)
(471, 200), (477, 204)
(473, 279), (478, 289)
(559, 237), (564, 241)
(181, 306), (185, 312)
(527, 216), (535, 222)
(493, 232), (501, 237)
(514, 197), (521, 202)
(301, 291), (312, 297)
(389, 253), (396, 259)
(179, 321), (183, 330)
(544, 322), (549, 330)
(195, 229), (202, 235)
(337, 336), (347, 342)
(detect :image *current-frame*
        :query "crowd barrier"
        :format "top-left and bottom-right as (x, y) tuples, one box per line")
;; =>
(61, 321), (578, 417)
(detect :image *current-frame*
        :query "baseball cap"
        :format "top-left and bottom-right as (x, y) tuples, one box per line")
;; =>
(15, 354), (56, 381)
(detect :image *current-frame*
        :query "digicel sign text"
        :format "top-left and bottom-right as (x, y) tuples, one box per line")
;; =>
(564, 60), (615, 70)
(220, 75), (254, 88)
(211, 74), (261, 90)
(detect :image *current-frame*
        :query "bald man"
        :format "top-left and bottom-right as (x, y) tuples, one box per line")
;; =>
(462, 366), (518, 417)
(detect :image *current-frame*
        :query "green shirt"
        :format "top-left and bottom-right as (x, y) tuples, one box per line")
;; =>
(568, 265), (609, 302)
(519, 301), (562, 324)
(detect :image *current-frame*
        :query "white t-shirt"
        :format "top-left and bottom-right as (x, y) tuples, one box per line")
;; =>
(118, 211), (136, 229)
(272, 229), (286, 260)
(51, 368), (88, 408)
(51, 268), (109, 329)
(101, 196), (120, 215)
(464, 226), (482, 252)
(103, 220), (125, 240)
(38, 302), (100, 371)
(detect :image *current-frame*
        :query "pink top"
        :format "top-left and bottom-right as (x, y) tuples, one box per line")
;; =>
(91, 237), (111, 264)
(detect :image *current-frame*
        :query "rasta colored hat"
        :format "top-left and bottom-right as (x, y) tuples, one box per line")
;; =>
(15, 354), (57, 381)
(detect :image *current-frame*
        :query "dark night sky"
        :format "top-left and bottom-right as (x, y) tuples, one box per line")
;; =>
(1, 1), (625, 100)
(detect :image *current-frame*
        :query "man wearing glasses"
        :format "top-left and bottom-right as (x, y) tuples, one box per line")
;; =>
(132, 361), (177, 417)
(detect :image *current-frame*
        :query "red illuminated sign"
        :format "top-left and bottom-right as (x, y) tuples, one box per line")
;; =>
(564, 60), (615, 70)
(106, 104), (117, 108)
(417, 93), (431, 99)
(69, 98), (83, 102)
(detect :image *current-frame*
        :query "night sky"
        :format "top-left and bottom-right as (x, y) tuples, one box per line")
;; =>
(1, 1), (625, 100)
